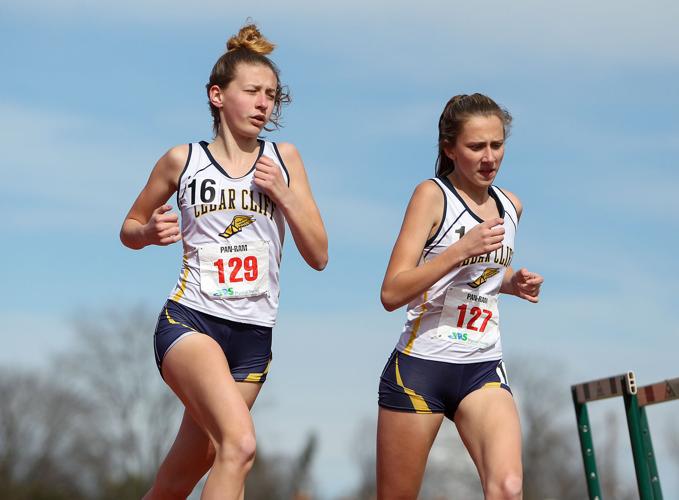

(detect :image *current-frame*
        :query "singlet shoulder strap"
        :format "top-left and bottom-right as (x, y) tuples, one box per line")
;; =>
(491, 186), (518, 230)
(435, 175), (479, 216)
(175, 143), (193, 207)
(424, 178), (448, 247)
(270, 142), (291, 186)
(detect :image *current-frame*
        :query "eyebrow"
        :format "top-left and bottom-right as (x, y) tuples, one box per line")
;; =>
(466, 140), (504, 145)
(244, 83), (277, 91)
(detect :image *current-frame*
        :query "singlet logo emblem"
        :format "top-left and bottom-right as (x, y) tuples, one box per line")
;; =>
(468, 268), (500, 289)
(220, 215), (255, 239)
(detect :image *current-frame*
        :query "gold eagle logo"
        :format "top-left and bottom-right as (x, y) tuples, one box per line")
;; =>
(468, 268), (500, 289)
(220, 215), (255, 239)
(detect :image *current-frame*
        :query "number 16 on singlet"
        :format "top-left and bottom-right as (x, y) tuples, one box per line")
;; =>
(198, 240), (270, 299)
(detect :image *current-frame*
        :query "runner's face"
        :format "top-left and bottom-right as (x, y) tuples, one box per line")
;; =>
(445, 114), (505, 187)
(216, 63), (277, 138)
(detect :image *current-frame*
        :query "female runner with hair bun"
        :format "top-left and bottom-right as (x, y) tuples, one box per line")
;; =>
(377, 93), (543, 499)
(121, 23), (327, 499)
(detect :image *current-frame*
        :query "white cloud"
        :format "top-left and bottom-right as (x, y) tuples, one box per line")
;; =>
(0, 311), (73, 368)
(4, 1), (679, 68)
(320, 193), (404, 247)
(597, 176), (679, 216)
(0, 101), (172, 232)
(502, 288), (678, 384)
(328, 100), (441, 139)
(541, 167), (679, 220)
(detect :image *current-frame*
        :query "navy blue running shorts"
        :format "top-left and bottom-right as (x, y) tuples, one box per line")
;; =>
(154, 299), (272, 382)
(378, 349), (511, 419)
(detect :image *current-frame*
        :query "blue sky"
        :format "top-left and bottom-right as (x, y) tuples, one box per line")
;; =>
(2, 0), (679, 497)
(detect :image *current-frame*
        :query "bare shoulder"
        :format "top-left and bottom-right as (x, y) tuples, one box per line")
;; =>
(498, 187), (523, 219)
(413, 178), (444, 201)
(162, 144), (191, 173)
(274, 142), (303, 170)
(406, 179), (445, 224)
(391, 179), (445, 261)
(124, 144), (190, 223)
(149, 144), (190, 189)
(274, 142), (309, 189)
(166, 143), (190, 161)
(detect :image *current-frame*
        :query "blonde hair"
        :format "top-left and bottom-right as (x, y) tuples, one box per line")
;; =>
(226, 23), (275, 54)
(206, 23), (290, 135)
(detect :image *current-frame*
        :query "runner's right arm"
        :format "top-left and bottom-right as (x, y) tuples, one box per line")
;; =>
(120, 145), (187, 249)
(380, 181), (504, 311)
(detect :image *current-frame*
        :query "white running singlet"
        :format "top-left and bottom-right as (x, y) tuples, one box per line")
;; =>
(168, 140), (289, 327)
(396, 176), (519, 363)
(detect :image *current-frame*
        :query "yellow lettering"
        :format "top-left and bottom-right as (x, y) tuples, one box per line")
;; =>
(257, 191), (264, 214)
(241, 190), (249, 210)
(249, 190), (258, 213)
(262, 194), (269, 217)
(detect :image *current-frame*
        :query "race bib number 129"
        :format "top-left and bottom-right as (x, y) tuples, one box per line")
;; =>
(198, 240), (270, 299)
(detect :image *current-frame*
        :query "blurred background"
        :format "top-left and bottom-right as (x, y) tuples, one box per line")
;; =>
(1, 0), (678, 498)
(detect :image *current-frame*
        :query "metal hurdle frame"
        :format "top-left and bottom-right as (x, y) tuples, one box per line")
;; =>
(572, 373), (679, 500)
(571, 372), (636, 500)
(632, 377), (679, 500)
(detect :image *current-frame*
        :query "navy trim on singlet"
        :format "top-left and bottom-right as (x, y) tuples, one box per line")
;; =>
(198, 140), (264, 179)
(495, 187), (519, 218)
(175, 143), (193, 208)
(272, 142), (291, 187)
(439, 175), (505, 222)
(423, 209), (465, 260)
(177, 154), (213, 207)
(424, 179), (448, 247)
(494, 187), (519, 231)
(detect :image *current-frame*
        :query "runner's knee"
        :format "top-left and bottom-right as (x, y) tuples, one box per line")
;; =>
(214, 432), (257, 471)
(485, 472), (522, 499)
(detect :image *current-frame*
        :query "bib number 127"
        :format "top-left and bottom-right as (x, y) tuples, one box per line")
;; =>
(456, 304), (493, 332)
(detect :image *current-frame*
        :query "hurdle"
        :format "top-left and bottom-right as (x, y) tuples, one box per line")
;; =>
(633, 377), (679, 500)
(572, 373), (678, 500)
(571, 372), (635, 499)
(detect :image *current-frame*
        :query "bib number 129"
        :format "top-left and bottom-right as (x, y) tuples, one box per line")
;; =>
(213, 256), (258, 283)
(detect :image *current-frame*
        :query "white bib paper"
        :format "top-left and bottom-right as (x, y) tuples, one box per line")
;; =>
(436, 287), (500, 349)
(198, 240), (270, 299)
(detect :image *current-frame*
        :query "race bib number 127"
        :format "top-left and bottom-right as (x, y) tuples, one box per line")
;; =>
(198, 240), (270, 299)
(436, 287), (500, 349)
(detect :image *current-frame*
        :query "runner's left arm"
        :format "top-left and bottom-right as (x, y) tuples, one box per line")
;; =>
(500, 267), (543, 303)
(496, 190), (543, 302)
(253, 143), (328, 270)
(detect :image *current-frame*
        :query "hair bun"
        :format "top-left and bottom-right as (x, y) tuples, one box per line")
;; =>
(226, 23), (275, 56)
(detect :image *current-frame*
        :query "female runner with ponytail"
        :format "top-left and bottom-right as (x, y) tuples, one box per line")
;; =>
(377, 94), (543, 499)
(120, 23), (327, 499)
